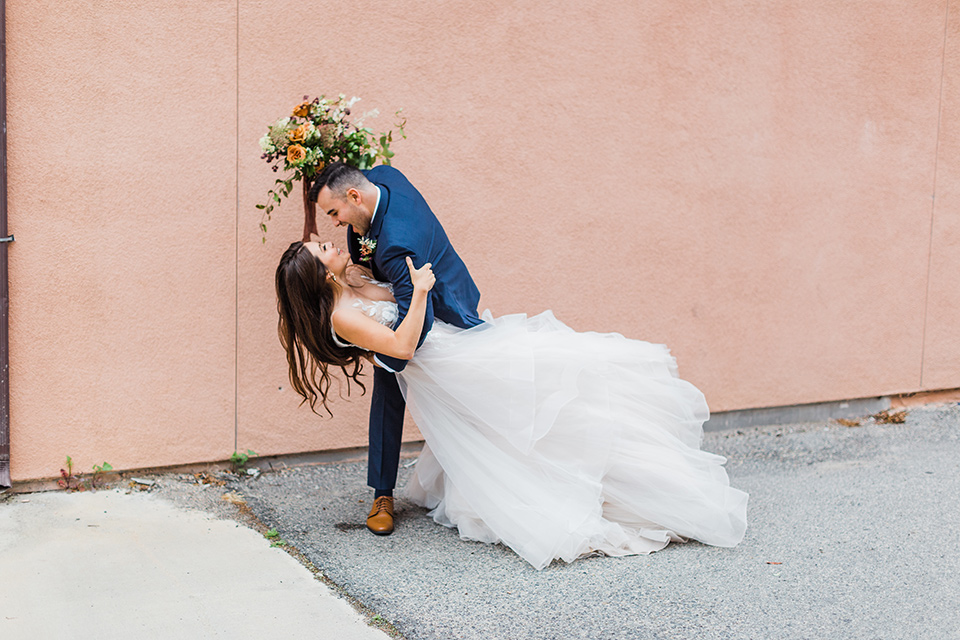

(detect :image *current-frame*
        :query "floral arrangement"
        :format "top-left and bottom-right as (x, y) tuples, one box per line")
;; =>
(257, 94), (404, 239)
(358, 237), (377, 263)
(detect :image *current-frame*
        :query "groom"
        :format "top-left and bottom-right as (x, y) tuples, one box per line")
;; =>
(309, 162), (483, 535)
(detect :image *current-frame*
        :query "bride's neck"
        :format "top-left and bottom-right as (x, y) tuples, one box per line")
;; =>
(330, 265), (359, 303)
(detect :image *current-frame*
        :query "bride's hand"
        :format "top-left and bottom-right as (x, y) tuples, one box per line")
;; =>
(406, 256), (435, 293)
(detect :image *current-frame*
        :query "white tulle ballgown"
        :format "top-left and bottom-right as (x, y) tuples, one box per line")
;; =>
(336, 295), (748, 570)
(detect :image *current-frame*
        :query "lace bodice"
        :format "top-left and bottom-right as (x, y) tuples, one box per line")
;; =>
(331, 277), (398, 350)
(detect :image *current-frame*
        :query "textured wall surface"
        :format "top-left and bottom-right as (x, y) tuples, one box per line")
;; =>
(923, 0), (960, 389)
(7, 1), (239, 479)
(6, 1), (959, 480)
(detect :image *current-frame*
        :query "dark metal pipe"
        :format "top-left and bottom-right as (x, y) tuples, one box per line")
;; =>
(0, 0), (11, 488)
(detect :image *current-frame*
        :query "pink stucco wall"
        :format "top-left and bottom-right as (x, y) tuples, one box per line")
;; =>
(924, 0), (960, 389)
(6, 1), (959, 481)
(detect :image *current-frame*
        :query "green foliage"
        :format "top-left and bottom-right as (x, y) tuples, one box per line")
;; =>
(265, 527), (286, 547)
(256, 95), (405, 241)
(58, 456), (82, 491)
(229, 449), (258, 474)
(91, 461), (113, 489)
(59, 457), (113, 491)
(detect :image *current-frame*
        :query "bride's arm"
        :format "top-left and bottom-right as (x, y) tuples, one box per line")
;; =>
(332, 257), (435, 360)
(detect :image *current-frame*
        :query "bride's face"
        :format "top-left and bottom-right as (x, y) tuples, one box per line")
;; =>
(305, 241), (349, 276)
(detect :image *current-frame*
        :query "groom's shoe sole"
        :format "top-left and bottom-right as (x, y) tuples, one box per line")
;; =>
(366, 496), (395, 536)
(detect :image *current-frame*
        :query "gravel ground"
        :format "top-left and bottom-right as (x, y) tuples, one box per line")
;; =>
(152, 403), (960, 640)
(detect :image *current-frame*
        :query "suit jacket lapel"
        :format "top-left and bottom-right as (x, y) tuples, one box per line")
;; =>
(368, 182), (390, 240)
(346, 229), (362, 264)
(364, 182), (390, 280)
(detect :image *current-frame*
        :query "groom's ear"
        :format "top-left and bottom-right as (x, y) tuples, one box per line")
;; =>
(346, 187), (362, 204)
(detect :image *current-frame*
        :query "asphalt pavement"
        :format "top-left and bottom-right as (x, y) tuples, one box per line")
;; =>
(1, 403), (958, 639)
(234, 402), (960, 640)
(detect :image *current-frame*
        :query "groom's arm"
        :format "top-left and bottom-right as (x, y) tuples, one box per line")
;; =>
(374, 245), (435, 373)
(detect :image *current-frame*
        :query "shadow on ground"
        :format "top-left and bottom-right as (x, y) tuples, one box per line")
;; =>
(228, 404), (960, 640)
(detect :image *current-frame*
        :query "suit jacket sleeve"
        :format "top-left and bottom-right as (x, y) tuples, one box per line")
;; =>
(373, 243), (435, 373)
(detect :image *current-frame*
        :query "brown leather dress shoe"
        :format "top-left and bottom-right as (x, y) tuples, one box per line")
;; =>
(366, 496), (394, 536)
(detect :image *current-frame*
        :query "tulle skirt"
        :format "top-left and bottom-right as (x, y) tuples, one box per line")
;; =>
(397, 311), (748, 570)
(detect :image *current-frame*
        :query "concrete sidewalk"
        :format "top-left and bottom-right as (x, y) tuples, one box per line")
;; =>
(0, 488), (390, 640)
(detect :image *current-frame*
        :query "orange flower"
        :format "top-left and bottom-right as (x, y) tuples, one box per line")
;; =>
(287, 123), (310, 143)
(292, 101), (311, 118)
(287, 144), (307, 164)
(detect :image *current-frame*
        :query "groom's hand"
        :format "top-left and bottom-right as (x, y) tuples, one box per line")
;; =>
(406, 256), (436, 293)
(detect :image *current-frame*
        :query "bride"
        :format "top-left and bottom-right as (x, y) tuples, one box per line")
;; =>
(276, 240), (748, 570)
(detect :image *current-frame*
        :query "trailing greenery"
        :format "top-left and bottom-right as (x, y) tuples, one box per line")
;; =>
(257, 94), (405, 241)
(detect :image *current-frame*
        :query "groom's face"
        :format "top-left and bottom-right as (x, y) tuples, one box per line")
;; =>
(316, 186), (372, 236)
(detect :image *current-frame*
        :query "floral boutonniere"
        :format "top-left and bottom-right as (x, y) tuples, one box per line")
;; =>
(358, 237), (377, 263)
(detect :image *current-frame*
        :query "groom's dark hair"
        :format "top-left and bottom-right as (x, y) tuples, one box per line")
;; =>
(308, 162), (370, 203)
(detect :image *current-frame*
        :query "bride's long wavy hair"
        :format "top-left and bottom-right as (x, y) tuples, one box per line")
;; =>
(275, 241), (367, 416)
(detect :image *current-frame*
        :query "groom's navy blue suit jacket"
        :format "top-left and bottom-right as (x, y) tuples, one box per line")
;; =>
(346, 165), (482, 372)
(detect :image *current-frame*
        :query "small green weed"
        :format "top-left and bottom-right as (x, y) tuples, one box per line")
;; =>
(58, 457), (114, 491)
(91, 462), (113, 489)
(58, 456), (83, 491)
(265, 527), (286, 547)
(230, 449), (258, 474)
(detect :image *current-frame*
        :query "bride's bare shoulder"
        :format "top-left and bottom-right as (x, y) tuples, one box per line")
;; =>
(331, 298), (358, 319)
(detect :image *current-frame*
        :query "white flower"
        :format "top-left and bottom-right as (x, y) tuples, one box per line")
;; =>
(306, 147), (323, 164)
(354, 108), (379, 128)
(259, 135), (276, 153)
(268, 118), (293, 148)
